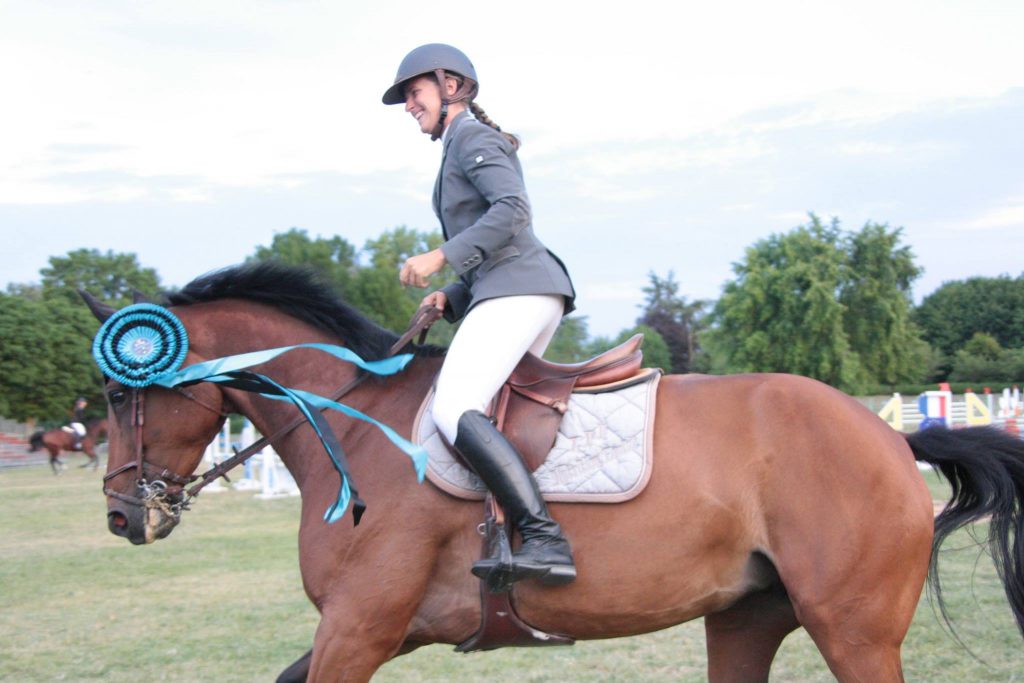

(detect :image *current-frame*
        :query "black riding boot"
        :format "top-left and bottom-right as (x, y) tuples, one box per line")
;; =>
(454, 410), (576, 586)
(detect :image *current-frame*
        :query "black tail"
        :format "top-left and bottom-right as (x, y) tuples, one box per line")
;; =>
(28, 431), (44, 452)
(905, 425), (1024, 639)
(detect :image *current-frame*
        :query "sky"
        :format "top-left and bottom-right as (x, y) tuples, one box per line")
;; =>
(2, 0), (1023, 337)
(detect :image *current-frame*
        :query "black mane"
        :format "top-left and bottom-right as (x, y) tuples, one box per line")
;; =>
(165, 262), (405, 361)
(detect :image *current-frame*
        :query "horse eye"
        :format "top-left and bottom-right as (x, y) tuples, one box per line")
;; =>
(108, 390), (127, 406)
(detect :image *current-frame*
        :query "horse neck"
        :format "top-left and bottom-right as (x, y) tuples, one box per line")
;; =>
(296, 362), (442, 500)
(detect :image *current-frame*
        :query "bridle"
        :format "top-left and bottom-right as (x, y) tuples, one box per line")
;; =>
(101, 386), (230, 519)
(101, 305), (442, 523)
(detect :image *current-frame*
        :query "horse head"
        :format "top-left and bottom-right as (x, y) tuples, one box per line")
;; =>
(81, 291), (231, 545)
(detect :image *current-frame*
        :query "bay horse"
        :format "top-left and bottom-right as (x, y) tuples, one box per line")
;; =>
(86, 263), (1024, 682)
(29, 418), (108, 474)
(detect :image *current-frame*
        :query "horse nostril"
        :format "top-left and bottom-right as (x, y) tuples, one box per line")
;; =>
(108, 511), (129, 536)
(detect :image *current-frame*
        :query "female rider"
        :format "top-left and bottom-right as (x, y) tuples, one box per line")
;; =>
(383, 44), (577, 587)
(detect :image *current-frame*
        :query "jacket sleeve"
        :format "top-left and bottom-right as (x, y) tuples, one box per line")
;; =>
(439, 123), (531, 276)
(440, 281), (472, 323)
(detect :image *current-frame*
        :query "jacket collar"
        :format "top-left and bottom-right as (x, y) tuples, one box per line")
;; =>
(441, 110), (470, 155)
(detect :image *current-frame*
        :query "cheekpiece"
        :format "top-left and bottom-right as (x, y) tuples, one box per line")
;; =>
(92, 303), (189, 387)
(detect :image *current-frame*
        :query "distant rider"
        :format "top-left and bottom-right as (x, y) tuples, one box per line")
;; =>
(68, 397), (88, 450)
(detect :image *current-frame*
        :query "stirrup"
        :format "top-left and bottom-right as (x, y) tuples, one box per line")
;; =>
(471, 525), (577, 593)
(472, 557), (576, 590)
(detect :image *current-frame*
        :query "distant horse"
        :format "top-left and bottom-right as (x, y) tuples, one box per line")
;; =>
(29, 418), (108, 474)
(85, 263), (1024, 682)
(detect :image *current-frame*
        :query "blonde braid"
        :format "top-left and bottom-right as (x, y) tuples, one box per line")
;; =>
(469, 101), (520, 151)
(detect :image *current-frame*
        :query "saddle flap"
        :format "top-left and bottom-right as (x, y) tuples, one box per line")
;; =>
(498, 335), (646, 468)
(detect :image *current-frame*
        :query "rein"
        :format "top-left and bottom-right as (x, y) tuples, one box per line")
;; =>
(101, 305), (443, 521)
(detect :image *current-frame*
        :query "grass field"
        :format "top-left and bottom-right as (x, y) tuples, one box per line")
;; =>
(2, 464), (1022, 682)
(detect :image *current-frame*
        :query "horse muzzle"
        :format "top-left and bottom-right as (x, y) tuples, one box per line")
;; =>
(106, 483), (184, 545)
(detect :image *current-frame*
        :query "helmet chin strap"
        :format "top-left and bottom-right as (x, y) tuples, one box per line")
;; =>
(431, 103), (448, 141)
(431, 68), (448, 141)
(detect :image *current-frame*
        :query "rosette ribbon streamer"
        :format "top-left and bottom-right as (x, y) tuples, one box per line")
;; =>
(92, 304), (427, 524)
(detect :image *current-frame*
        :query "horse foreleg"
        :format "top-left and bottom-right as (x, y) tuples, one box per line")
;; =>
(704, 585), (799, 683)
(306, 609), (408, 683)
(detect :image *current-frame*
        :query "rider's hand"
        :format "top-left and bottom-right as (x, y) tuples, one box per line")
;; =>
(421, 291), (447, 311)
(400, 249), (447, 288)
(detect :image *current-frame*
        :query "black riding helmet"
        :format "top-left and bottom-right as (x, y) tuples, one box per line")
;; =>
(383, 43), (479, 140)
(382, 43), (477, 104)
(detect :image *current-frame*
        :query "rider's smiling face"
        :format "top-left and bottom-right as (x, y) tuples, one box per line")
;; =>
(404, 75), (442, 135)
(403, 74), (462, 136)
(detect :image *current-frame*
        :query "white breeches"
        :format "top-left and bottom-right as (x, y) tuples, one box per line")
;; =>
(431, 294), (564, 444)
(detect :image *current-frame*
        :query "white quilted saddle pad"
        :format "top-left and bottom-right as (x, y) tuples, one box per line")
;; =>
(414, 372), (660, 503)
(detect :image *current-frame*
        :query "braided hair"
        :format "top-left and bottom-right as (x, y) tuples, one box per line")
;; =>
(439, 70), (521, 151)
(469, 101), (520, 151)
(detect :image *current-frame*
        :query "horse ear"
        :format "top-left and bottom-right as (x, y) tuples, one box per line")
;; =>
(78, 290), (116, 323)
(132, 289), (154, 305)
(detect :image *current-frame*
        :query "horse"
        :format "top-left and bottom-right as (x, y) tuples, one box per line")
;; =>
(29, 418), (108, 474)
(84, 263), (1024, 682)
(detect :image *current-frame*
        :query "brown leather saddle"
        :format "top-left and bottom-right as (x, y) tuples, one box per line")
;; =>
(494, 333), (645, 470)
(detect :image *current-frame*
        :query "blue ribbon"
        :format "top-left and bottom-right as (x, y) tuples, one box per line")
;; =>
(153, 343), (414, 386)
(150, 344), (427, 524)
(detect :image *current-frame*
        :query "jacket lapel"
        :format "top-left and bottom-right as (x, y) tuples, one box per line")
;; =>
(433, 111), (468, 233)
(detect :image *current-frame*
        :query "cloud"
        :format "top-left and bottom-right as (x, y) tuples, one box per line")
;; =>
(949, 202), (1024, 232)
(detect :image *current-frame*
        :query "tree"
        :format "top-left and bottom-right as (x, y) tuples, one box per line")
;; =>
(914, 274), (1024, 357)
(349, 226), (453, 334)
(248, 226), (460, 339)
(40, 248), (160, 307)
(840, 222), (930, 387)
(0, 294), (104, 423)
(588, 324), (672, 371)
(1, 248), (152, 422)
(545, 316), (590, 363)
(962, 332), (1002, 361)
(706, 215), (931, 392)
(637, 271), (708, 373)
(706, 216), (861, 389)
(249, 227), (357, 293)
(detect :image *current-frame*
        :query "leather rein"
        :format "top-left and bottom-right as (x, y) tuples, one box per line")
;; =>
(101, 305), (443, 517)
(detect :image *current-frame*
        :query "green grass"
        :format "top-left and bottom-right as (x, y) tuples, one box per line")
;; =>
(2, 464), (1022, 682)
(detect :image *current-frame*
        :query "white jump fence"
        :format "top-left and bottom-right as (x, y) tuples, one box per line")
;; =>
(200, 419), (299, 498)
(876, 385), (1022, 434)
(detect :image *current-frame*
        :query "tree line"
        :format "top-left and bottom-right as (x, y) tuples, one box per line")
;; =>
(2, 216), (1022, 425)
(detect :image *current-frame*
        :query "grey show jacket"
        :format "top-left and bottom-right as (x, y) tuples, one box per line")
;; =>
(435, 111), (576, 322)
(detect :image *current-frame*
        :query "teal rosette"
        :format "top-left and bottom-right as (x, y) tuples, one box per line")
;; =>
(92, 304), (189, 387)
